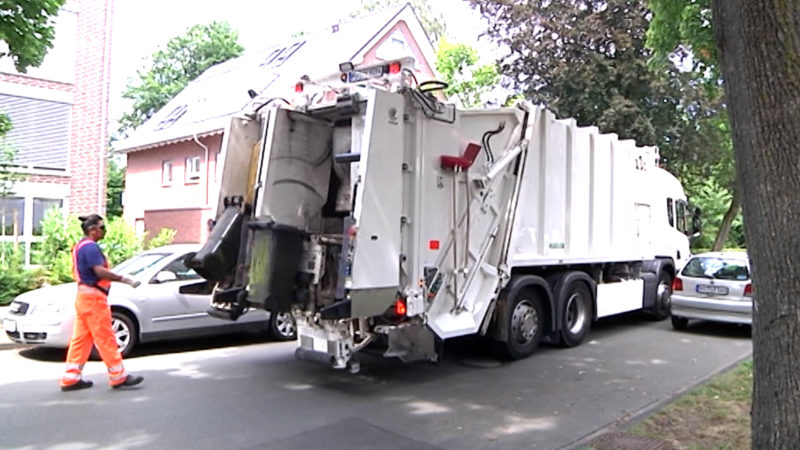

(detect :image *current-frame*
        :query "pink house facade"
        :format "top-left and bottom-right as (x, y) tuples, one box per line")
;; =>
(0, 0), (113, 264)
(117, 5), (437, 244)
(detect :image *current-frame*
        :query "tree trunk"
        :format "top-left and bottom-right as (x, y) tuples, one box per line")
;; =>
(711, 187), (741, 251)
(711, 1), (800, 448)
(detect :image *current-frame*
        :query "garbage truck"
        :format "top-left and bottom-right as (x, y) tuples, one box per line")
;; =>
(186, 59), (700, 372)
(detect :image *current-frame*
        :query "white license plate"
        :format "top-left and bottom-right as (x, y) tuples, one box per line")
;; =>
(2, 319), (16, 333)
(696, 285), (729, 295)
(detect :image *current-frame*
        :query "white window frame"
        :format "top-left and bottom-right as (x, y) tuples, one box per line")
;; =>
(185, 156), (201, 183)
(162, 160), (173, 186)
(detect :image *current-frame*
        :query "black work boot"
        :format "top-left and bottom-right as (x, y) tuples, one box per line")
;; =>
(61, 379), (94, 392)
(112, 374), (144, 389)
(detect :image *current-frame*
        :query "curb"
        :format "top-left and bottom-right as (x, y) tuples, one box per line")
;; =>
(561, 352), (754, 450)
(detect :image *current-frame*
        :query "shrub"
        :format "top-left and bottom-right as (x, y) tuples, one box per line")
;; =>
(35, 209), (82, 284)
(145, 227), (176, 249)
(0, 243), (37, 305)
(100, 216), (143, 266)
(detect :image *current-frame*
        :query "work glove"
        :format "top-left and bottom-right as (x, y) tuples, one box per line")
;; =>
(121, 276), (141, 288)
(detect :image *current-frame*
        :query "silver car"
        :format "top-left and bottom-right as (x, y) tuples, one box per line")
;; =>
(670, 251), (752, 329)
(2, 244), (296, 355)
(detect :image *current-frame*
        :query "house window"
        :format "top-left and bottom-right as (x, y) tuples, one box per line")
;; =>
(185, 156), (201, 183)
(162, 160), (173, 185)
(32, 198), (63, 236)
(0, 197), (24, 236)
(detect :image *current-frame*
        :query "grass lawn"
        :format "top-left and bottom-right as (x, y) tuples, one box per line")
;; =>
(628, 359), (752, 449)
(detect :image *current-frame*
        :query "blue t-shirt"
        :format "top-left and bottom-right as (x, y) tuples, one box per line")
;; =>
(76, 239), (106, 285)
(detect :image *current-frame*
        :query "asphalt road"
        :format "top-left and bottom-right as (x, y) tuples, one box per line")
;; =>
(0, 313), (752, 450)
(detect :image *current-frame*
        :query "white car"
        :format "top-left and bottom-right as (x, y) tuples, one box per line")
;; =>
(2, 244), (296, 356)
(670, 251), (752, 329)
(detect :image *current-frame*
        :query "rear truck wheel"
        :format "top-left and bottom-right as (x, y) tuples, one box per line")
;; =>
(495, 288), (545, 359)
(671, 315), (689, 330)
(269, 311), (297, 341)
(112, 311), (137, 357)
(650, 272), (673, 321)
(560, 281), (593, 347)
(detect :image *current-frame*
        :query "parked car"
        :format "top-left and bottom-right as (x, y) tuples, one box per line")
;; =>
(670, 251), (752, 329)
(1, 244), (296, 356)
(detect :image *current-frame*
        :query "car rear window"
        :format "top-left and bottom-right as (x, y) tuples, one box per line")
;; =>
(681, 256), (750, 281)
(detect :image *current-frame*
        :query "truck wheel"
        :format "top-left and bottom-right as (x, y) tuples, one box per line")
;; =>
(269, 311), (297, 341)
(650, 272), (673, 320)
(671, 315), (689, 330)
(496, 288), (545, 359)
(560, 281), (592, 347)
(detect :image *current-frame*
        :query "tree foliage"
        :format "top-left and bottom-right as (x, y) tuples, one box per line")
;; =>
(106, 155), (124, 218)
(0, 0), (66, 73)
(647, 0), (742, 250)
(351, 0), (446, 44)
(435, 40), (498, 108)
(117, 22), (244, 137)
(470, 0), (683, 153)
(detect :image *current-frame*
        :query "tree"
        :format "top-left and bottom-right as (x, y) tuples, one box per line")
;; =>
(106, 155), (124, 218)
(0, 0), (66, 73)
(711, 1), (800, 447)
(435, 40), (499, 108)
(470, 0), (685, 153)
(117, 22), (244, 137)
(350, 0), (446, 44)
(648, 0), (742, 251)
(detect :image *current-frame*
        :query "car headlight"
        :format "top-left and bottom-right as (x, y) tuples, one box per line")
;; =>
(31, 302), (70, 316)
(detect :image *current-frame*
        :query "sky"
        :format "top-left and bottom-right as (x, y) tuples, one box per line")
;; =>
(108, 0), (496, 128)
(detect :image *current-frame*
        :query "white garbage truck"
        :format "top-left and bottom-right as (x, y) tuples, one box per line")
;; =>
(186, 60), (700, 372)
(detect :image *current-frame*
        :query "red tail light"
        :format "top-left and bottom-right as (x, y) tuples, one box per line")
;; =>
(744, 284), (753, 296)
(294, 82), (304, 93)
(672, 277), (683, 291)
(388, 61), (402, 74)
(395, 299), (407, 316)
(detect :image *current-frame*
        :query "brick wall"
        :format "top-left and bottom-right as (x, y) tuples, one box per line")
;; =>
(144, 208), (204, 244)
(67, 0), (113, 216)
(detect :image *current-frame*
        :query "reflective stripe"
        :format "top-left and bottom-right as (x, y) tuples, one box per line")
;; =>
(61, 372), (82, 381)
(65, 363), (82, 371)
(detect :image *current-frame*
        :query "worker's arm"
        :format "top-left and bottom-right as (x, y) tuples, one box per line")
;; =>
(93, 265), (140, 288)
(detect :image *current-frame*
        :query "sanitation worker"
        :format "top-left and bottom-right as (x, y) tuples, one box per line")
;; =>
(60, 214), (144, 391)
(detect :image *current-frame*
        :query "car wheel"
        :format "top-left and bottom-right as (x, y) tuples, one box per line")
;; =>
(560, 281), (593, 347)
(650, 272), (673, 320)
(671, 315), (689, 330)
(269, 311), (296, 341)
(495, 288), (545, 360)
(111, 311), (138, 357)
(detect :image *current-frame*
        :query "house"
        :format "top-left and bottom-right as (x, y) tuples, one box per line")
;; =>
(116, 4), (437, 244)
(0, 0), (113, 264)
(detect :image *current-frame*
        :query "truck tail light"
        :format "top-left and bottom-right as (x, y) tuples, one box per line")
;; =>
(744, 283), (753, 296)
(672, 277), (683, 291)
(389, 61), (402, 74)
(294, 82), (304, 93)
(395, 299), (407, 316)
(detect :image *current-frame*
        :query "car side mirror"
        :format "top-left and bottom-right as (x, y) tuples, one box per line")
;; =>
(154, 271), (178, 284)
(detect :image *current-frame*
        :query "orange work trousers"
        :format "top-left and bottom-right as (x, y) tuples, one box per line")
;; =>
(60, 286), (127, 387)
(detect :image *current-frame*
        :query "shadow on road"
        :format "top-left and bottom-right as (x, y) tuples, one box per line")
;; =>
(17, 331), (278, 363)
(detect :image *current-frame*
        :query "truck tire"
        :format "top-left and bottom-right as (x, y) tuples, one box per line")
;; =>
(495, 288), (545, 360)
(649, 271), (673, 321)
(560, 281), (593, 347)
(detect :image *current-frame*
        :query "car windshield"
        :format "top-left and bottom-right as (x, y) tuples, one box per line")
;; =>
(681, 256), (750, 281)
(113, 253), (172, 276)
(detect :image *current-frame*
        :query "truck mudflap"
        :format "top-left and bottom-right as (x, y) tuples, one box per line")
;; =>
(379, 323), (439, 363)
